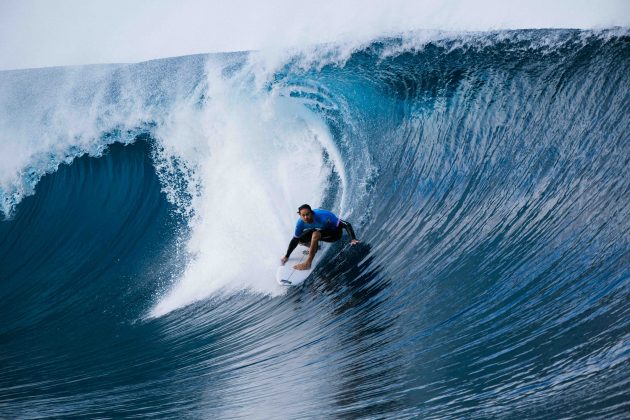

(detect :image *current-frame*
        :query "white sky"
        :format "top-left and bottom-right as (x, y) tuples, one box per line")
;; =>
(1, 0), (629, 71)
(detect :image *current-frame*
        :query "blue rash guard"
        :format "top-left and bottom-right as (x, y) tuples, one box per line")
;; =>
(284, 209), (357, 258)
(294, 209), (340, 238)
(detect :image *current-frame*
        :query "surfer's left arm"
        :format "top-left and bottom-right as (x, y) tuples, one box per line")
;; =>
(339, 220), (360, 245)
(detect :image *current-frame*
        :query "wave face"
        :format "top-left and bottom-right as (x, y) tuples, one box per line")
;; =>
(1, 29), (629, 418)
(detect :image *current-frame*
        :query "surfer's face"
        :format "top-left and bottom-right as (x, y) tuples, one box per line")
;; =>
(299, 209), (314, 223)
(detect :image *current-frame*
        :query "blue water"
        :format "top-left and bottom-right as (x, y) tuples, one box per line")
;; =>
(1, 29), (629, 418)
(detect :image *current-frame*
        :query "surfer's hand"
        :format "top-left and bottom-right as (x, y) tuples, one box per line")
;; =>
(351, 239), (360, 246)
(281, 256), (289, 265)
(294, 261), (311, 270)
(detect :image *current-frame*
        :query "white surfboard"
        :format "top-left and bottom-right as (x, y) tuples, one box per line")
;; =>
(276, 243), (329, 286)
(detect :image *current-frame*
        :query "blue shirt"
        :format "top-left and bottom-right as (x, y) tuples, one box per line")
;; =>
(294, 209), (340, 238)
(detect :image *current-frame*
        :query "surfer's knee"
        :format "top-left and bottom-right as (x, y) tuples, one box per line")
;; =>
(312, 231), (321, 240)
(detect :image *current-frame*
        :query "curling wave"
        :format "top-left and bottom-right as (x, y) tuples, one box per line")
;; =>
(1, 29), (629, 418)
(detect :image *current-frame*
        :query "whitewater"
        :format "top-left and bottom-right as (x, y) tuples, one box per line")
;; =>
(1, 28), (629, 418)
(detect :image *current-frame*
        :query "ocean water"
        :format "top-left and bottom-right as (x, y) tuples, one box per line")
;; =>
(1, 29), (629, 418)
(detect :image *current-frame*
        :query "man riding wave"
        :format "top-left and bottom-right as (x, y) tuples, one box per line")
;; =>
(281, 204), (360, 270)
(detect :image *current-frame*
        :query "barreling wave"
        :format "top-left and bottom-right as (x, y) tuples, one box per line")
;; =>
(1, 29), (629, 418)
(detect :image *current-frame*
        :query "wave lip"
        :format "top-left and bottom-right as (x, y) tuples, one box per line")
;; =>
(2, 1), (629, 70)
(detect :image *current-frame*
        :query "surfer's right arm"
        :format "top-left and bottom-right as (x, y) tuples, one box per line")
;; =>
(281, 237), (300, 264)
(282, 220), (304, 264)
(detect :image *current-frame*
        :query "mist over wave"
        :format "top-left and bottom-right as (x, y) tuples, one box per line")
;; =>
(3, 0), (629, 70)
(1, 29), (629, 418)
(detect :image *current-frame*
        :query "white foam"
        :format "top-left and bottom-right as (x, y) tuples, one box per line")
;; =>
(0, 66), (152, 217)
(149, 60), (342, 317)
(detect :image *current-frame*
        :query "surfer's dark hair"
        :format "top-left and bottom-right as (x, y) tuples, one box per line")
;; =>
(298, 204), (313, 214)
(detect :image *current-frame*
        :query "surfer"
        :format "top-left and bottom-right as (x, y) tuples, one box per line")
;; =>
(281, 204), (360, 270)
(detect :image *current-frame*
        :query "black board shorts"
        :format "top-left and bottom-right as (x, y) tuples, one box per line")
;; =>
(298, 226), (343, 245)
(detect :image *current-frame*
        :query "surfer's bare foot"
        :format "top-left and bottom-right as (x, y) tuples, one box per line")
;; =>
(294, 261), (312, 270)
